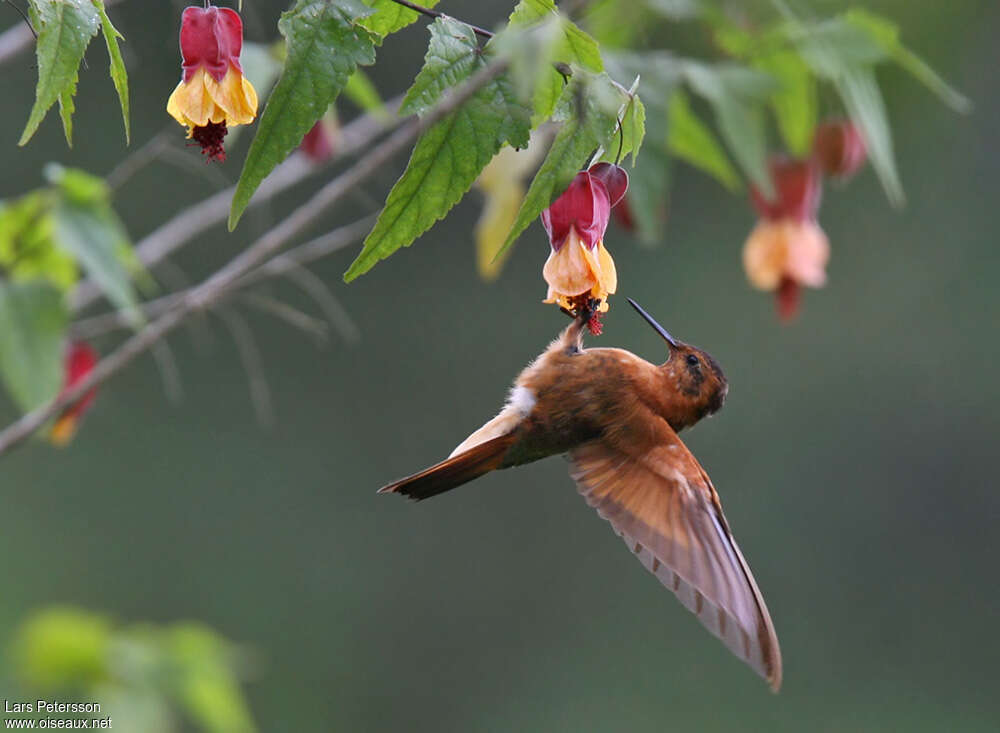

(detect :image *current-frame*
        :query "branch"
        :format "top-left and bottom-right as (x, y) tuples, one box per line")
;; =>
(386, 0), (493, 39)
(0, 59), (509, 456)
(71, 216), (376, 339)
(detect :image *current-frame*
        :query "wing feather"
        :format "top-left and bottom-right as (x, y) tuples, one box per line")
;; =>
(569, 430), (782, 690)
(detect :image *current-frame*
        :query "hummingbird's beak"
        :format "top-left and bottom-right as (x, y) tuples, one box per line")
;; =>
(626, 298), (679, 348)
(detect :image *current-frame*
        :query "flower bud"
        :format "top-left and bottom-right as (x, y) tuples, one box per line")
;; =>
(813, 119), (867, 179)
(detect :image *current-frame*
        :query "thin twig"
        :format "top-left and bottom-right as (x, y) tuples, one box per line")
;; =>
(278, 263), (359, 343)
(217, 307), (273, 427)
(0, 62), (507, 456)
(70, 216), (376, 339)
(150, 338), (184, 403)
(105, 129), (172, 190)
(2, 1), (35, 40)
(239, 293), (330, 342)
(385, 0), (493, 39)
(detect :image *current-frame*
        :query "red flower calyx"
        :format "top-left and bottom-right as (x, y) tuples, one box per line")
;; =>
(750, 155), (822, 222)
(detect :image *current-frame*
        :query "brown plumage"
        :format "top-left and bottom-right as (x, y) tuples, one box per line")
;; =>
(379, 299), (782, 691)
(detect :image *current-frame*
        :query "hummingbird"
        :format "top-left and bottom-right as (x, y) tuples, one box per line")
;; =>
(379, 299), (782, 690)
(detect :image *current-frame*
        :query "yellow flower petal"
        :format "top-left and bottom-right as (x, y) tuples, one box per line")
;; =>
(204, 66), (258, 125)
(167, 68), (216, 131)
(167, 66), (258, 133)
(742, 219), (789, 290)
(742, 218), (830, 291)
(785, 219), (829, 288)
(596, 241), (617, 295)
(542, 228), (598, 302)
(580, 239), (617, 299)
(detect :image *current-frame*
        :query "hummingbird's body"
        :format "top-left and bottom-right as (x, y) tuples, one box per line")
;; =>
(380, 300), (782, 690)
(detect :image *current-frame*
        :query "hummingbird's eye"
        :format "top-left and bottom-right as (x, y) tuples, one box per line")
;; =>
(686, 354), (700, 366)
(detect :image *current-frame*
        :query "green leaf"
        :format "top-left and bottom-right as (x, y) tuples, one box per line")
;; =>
(754, 51), (816, 156)
(646, 0), (703, 20)
(57, 75), (77, 146)
(93, 0), (130, 143)
(774, 5), (904, 205)
(495, 70), (625, 259)
(19, 0), (100, 146)
(360, 0), (440, 37)
(503, 0), (604, 121)
(0, 194), (76, 291)
(344, 24), (531, 281)
(47, 166), (141, 320)
(508, 0), (603, 71)
(168, 624), (256, 733)
(0, 280), (68, 412)
(12, 607), (111, 689)
(400, 17), (482, 117)
(230, 0), (378, 229)
(680, 61), (774, 194)
(835, 67), (904, 206)
(583, 0), (656, 47)
(343, 67), (388, 119)
(844, 8), (970, 113)
(490, 15), (562, 121)
(666, 90), (739, 192)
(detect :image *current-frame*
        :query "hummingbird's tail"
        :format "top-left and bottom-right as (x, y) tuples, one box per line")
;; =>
(377, 433), (517, 501)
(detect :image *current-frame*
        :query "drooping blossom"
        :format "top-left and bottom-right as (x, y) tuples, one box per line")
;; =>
(50, 343), (99, 447)
(166, 5), (258, 162)
(743, 156), (829, 321)
(541, 162), (628, 334)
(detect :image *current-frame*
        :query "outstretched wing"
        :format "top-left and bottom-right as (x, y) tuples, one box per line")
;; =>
(568, 426), (782, 690)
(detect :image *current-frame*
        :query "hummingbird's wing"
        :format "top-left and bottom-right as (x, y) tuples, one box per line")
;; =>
(568, 429), (782, 691)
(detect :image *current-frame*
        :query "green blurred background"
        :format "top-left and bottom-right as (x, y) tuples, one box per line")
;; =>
(1, 1), (998, 730)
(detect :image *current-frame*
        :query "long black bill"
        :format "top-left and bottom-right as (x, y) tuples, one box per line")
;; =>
(626, 297), (679, 347)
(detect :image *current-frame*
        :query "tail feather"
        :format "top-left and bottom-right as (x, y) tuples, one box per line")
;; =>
(378, 433), (517, 501)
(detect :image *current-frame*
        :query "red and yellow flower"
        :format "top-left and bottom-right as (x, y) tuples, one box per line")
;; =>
(50, 342), (99, 447)
(541, 162), (627, 332)
(166, 5), (258, 162)
(743, 156), (830, 321)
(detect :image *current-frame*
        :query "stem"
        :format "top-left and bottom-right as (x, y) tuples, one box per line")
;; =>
(0, 59), (509, 457)
(2, 1), (35, 40)
(71, 216), (376, 339)
(385, 0), (493, 40)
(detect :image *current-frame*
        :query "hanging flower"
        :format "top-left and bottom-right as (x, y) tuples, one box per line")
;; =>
(743, 156), (829, 321)
(166, 5), (258, 162)
(541, 162), (627, 334)
(813, 119), (867, 180)
(50, 343), (99, 447)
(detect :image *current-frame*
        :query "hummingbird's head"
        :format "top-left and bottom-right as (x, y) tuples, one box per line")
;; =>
(626, 298), (729, 430)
